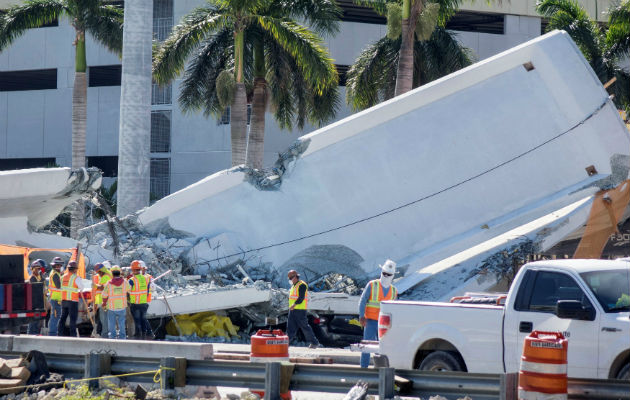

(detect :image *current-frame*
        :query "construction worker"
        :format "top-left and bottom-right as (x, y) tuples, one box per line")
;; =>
(128, 260), (153, 339)
(101, 265), (130, 339)
(26, 259), (46, 334)
(59, 261), (88, 337)
(92, 262), (112, 338)
(140, 262), (153, 303)
(358, 259), (398, 368)
(47, 257), (64, 336)
(287, 269), (321, 349)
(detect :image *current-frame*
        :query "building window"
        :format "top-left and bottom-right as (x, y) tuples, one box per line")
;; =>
(151, 110), (171, 153)
(0, 69), (57, 92)
(152, 81), (172, 105)
(217, 105), (252, 125)
(337, 0), (385, 24)
(0, 158), (56, 171)
(445, 11), (505, 35)
(153, 0), (173, 42)
(87, 156), (118, 177)
(89, 65), (121, 87)
(150, 158), (170, 200)
(336, 65), (349, 86)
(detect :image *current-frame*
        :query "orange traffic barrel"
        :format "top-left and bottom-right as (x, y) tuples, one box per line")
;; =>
(250, 329), (291, 399)
(518, 331), (568, 400)
(250, 329), (290, 362)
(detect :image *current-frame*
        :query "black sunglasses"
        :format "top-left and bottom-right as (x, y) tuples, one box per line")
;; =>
(382, 272), (393, 277)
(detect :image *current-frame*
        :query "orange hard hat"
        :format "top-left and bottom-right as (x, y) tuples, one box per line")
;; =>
(130, 260), (143, 271)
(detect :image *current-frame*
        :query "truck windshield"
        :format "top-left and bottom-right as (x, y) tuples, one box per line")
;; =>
(580, 270), (630, 313)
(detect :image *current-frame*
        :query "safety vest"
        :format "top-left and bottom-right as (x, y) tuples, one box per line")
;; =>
(129, 274), (148, 304)
(61, 273), (79, 302)
(48, 270), (62, 301)
(289, 280), (309, 310)
(146, 274), (153, 302)
(364, 279), (397, 320)
(93, 273), (111, 305)
(104, 281), (127, 311)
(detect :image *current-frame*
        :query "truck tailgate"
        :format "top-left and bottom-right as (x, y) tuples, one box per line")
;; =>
(379, 300), (504, 372)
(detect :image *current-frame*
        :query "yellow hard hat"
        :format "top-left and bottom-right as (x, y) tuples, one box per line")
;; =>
(110, 265), (121, 273)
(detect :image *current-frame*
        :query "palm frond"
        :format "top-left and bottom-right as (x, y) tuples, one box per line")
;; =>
(178, 28), (232, 117)
(606, 0), (630, 59)
(256, 15), (338, 93)
(414, 27), (473, 83)
(265, 36), (296, 129)
(352, 0), (390, 16)
(272, 0), (341, 35)
(345, 36), (399, 110)
(0, 0), (65, 51)
(153, 7), (230, 85)
(83, 4), (124, 56)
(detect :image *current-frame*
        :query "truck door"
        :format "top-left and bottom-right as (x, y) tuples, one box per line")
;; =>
(508, 270), (599, 378)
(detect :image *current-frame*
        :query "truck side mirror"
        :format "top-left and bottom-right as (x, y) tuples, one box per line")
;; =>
(556, 300), (594, 321)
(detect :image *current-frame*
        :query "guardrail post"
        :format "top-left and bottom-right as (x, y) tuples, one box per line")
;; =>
(160, 357), (176, 396)
(84, 353), (111, 390)
(500, 372), (518, 400)
(264, 362), (281, 400)
(378, 367), (395, 400)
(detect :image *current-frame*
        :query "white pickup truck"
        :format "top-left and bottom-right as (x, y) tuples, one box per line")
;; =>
(375, 259), (630, 379)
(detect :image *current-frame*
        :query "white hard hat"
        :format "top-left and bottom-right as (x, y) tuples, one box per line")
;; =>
(380, 259), (396, 275)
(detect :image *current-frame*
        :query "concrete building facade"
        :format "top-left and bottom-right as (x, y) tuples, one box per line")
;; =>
(0, 0), (615, 199)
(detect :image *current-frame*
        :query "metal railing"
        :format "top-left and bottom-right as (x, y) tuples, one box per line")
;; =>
(3, 352), (629, 400)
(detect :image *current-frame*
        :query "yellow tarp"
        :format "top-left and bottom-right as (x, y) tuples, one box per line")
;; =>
(166, 311), (239, 339)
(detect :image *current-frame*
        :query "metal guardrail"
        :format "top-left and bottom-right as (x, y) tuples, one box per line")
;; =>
(2, 352), (629, 400)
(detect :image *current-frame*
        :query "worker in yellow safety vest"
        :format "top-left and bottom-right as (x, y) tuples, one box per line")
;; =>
(92, 262), (112, 338)
(140, 262), (153, 303)
(128, 260), (153, 340)
(47, 257), (64, 336)
(102, 265), (130, 339)
(287, 269), (321, 349)
(26, 259), (46, 335)
(358, 259), (398, 368)
(59, 261), (87, 337)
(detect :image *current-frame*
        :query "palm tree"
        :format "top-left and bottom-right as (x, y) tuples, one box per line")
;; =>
(0, 0), (123, 236)
(346, 25), (472, 110)
(153, 0), (340, 169)
(607, 0), (630, 109)
(116, 0), (153, 217)
(353, 0), (463, 97)
(537, 0), (629, 110)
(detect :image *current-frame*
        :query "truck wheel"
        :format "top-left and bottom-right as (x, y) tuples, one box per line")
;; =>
(419, 351), (464, 372)
(616, 363), (630, 380)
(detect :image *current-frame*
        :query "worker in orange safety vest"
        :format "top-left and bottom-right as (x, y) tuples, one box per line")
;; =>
(358, 259), (398, 368)
(102, 265), (131, 339)
(92, 262), (112, 338)
(59, 261), (88, 337)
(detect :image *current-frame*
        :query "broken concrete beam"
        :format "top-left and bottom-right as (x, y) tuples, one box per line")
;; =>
(10, 336), (213, 360)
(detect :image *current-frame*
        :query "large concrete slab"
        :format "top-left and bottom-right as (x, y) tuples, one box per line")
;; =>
(11, 336), (213, 360)
(136, 31), (629, 298)
(148, 286), (272, 317)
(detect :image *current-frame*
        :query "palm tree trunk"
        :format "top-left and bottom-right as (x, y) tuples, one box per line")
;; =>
(231, 83), (248, 166)
(395, 0), (420, 96)
(117, 0), (153, 217)
(70, 30), (87, 238)
(247, 40), (266, 169)
(230, 29), (247, 166)
(247, 77), (266, 169)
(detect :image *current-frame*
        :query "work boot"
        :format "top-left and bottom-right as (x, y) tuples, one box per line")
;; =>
(308, 343), (322, 349)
